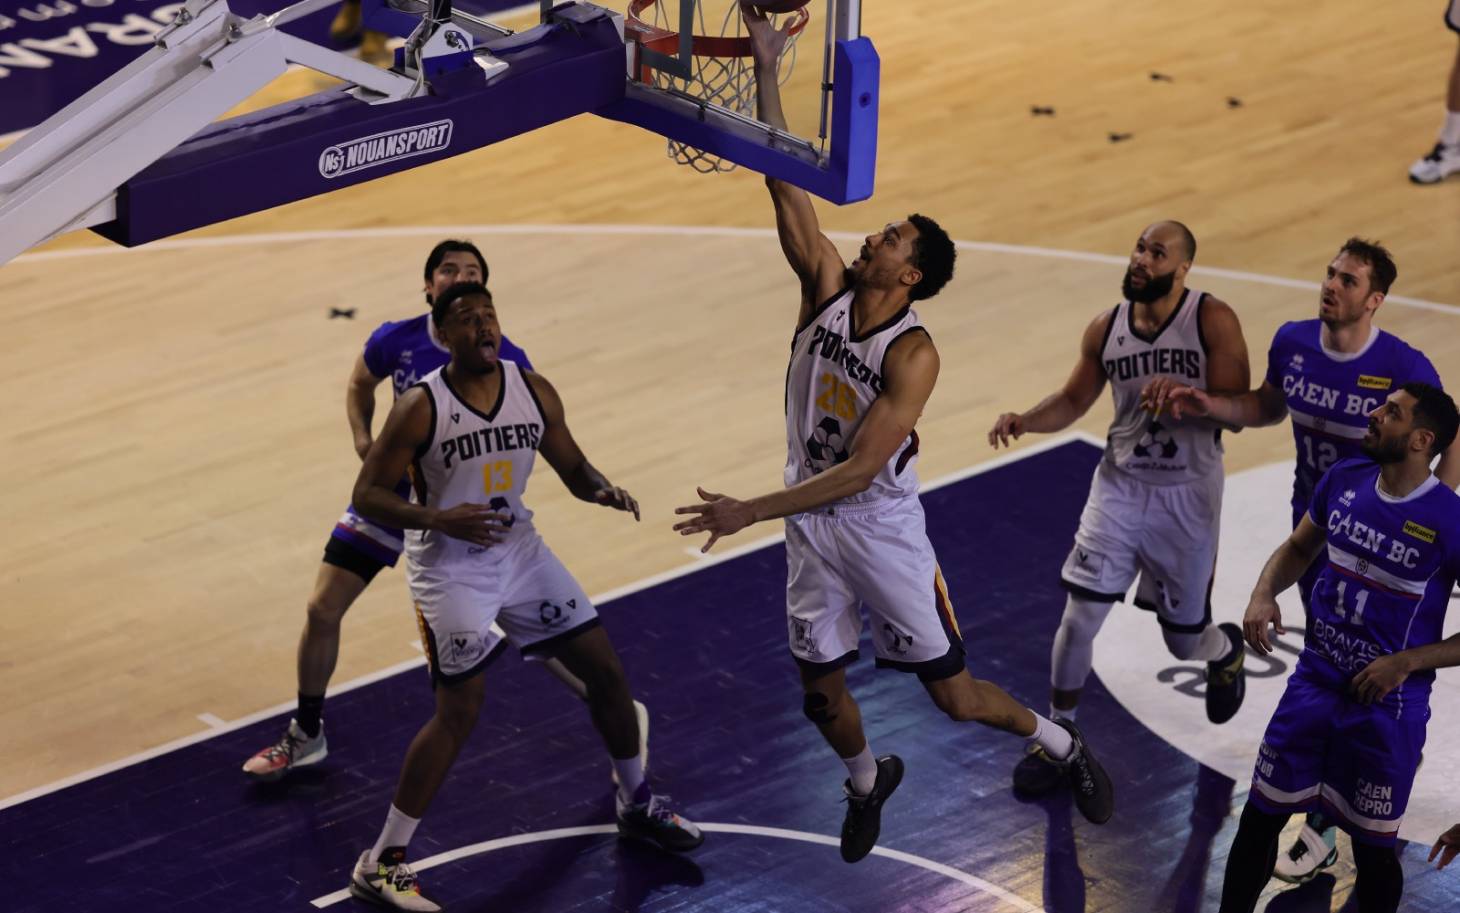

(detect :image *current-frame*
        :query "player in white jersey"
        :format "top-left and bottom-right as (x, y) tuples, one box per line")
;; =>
(241, 240), (647, 785)
(988, 221), (1253, 797)
(346, 283), (701, 912)
(672, 2), (1115, 866)
(1406, 0), (1460, 184)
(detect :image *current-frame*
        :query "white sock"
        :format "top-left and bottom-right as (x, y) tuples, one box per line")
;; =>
(1442, 110), (1460, 148)
(1050, 703), (1077, 723)
(369, 805), (421, 863)
(841, 744), (879, 796)
(1029, 712), (1075, 761)
(613, 756), (645, 804)
(1192, 623), (1235, 663)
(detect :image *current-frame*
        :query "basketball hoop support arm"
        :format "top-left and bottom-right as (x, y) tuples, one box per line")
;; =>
(0, 0), (531, 264)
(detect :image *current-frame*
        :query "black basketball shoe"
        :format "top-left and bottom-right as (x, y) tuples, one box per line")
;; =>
(840, 754), (904, 863)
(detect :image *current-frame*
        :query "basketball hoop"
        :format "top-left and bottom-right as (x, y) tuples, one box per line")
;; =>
(625, 0), (811, 173)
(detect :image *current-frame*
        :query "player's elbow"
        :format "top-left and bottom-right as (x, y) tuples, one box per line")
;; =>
(841, 459), (880, 495)
(352, 480), (379, 517)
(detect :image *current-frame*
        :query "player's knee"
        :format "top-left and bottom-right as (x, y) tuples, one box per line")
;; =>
(573, 651), (627, 698)
(435, 685), (484, 739)
(305, 594), (348, 629)
(1161, 628), (1202, 660)
(802, 691), (840, 725)
(1057, 596), (1113, 644)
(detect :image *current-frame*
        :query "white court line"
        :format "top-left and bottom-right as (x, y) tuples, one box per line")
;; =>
(196, 713), (227, 729)
(10, 224), (1458, 316)
(309, 822), (1045, 912)
(0, 433), (1097, 811)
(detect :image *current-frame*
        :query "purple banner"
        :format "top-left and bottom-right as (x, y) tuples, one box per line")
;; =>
(0, 0), (541, 137)
(0, 0), (336, 136)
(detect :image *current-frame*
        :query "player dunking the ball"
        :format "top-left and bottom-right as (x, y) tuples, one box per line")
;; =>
(348, 282), (701, 911)
(672, 1), (1114, 865)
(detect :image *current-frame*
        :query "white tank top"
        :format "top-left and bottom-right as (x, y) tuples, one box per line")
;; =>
(784, 288), (923, 504)
(1100, 287), (1224, 484)
(405, 361), (544, 566)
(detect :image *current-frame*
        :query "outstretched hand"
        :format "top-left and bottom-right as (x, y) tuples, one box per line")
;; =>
(740, 0), (794, 64)
(988, 412), (1025, 449)
(673, 486), (755, 553)
(594, 485), (641, 521)
(1431, 824), (1460, 870)
(1140, 377), (1211, 420)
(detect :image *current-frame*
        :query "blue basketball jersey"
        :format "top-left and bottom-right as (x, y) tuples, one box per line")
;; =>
(1299, 459), (1460, 718)
(1266, 320), (1441, 509)
(362, 313), (532, 396)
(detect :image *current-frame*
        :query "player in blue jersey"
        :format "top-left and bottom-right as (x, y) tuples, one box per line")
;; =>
(1143, 238), (1459, 879)
(243, 240), (648, 780)
(1218, 383), (1460, 913)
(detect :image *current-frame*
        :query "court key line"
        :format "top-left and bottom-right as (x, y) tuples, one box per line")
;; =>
(0, 432), (1100, 812)
(308, 822), (1045, 912)
(11, 224), (1459, 316)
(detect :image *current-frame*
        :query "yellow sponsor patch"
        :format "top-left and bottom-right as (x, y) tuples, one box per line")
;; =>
(1403, 520), (1436, 543)
(1357, 375), (1392, 389)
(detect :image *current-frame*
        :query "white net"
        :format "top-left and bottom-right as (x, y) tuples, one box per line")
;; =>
(641, 1), (804, 173)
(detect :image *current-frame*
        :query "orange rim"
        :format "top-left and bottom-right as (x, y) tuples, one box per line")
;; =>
(625, 0), (810, 59)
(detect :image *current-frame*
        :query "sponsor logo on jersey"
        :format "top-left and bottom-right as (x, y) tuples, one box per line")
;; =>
(1340, 489), (1357, 506)
(318, 119), (453, 179)
(1403, 520), (1437, 543)
(1357, 375), (1393, 390)
(1290, 353), (1305, 370)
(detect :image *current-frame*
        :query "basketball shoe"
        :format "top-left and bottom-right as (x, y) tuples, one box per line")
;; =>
(1409, 143), (1460, 184)
(350, 848), (440, 912)
(241, 718), (327, 781)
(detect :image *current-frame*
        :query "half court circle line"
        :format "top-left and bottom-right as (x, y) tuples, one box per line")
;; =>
(308, 822), (1046, 912)
(12, 224), (1459, 317)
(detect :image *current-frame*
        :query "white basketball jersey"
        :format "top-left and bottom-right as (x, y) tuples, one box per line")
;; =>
(1101, 288), (1223, 484)
(784, 289), (923, 503)
(405, 361), (544, 566)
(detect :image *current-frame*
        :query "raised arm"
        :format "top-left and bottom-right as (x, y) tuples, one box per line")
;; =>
(743, 1), (845, 322)
(524, 370), (640, 519)
(346, 352), (389, 460)
(987, 309), (1111, 448)
(352, 388), (509, 546)
(674, 331), (938, 551)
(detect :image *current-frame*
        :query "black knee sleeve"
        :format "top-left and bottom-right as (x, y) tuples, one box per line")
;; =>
(803, 692), (838, 725)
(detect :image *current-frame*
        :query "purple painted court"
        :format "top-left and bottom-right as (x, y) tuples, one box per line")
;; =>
(5, 440), (1458, 912)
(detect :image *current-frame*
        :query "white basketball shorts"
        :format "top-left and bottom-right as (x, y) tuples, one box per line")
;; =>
(785, 495), (965, 681)
(407, 526), (598, 685)
(1059, 459), (1223, 633)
